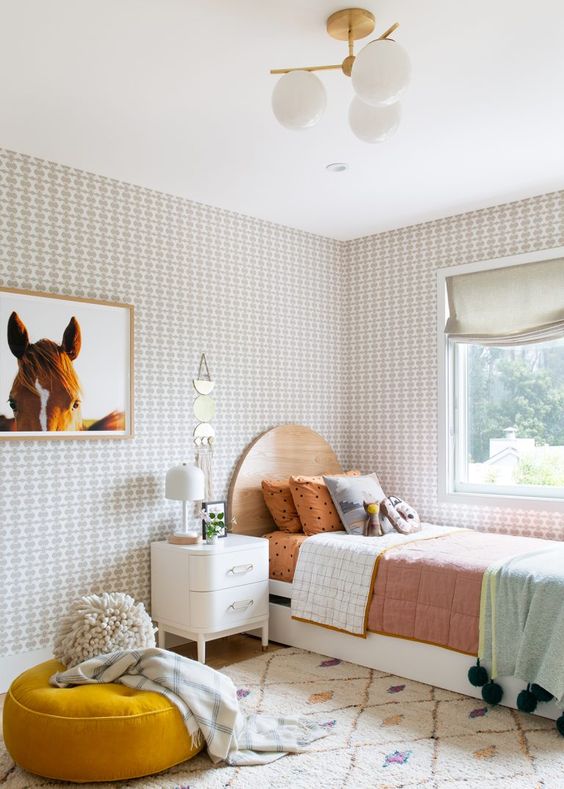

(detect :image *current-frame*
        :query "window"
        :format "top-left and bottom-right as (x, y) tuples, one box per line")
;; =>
(438, 249), (564, 506)
(451, 337), (564, 498)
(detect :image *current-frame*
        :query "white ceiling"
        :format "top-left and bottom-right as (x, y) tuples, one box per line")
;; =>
(0, 0), (563, 240)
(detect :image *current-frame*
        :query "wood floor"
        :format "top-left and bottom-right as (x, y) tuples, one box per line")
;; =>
(172, 633), (282, 668)
(0, 635), (282, 735)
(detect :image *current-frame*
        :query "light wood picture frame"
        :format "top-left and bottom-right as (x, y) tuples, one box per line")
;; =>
(0, 287), (134, 439)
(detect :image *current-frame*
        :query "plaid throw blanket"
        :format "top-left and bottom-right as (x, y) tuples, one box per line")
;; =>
(50, 648), (329, 765)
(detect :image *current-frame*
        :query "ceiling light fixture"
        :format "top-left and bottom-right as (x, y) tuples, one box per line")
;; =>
(326, 163), (349, 173)
(270, 7), (410, 143)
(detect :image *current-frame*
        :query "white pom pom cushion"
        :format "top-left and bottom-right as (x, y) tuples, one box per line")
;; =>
(53, 592), (156, 668)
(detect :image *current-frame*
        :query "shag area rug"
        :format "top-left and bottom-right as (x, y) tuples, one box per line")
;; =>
(1, 647), (563, 788)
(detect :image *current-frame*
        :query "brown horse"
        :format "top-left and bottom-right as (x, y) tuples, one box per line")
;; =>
(2, 311), (125, 432)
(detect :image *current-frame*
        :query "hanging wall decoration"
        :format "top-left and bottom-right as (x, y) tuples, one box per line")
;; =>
(193, 353), (215, 499)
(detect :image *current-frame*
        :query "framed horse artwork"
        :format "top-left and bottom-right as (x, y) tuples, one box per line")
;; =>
(0, 287), (133, 439)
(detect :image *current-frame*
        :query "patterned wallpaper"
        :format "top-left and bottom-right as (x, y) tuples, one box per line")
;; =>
(1, 145), (562, 659)
(343, 191), (564, 542)
(0, 148), (346, 657)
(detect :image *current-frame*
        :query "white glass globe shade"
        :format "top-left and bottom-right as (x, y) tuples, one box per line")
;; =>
(351, 39), (411, 106)
(272, 70), (326, 130)
(349, 97), (401, 143)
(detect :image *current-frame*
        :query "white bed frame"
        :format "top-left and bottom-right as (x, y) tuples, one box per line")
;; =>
(230, 424), (560, 722)
(268, 578), (560, 720)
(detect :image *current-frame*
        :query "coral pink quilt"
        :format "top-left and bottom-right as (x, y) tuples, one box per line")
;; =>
(367, 530), (554, 655)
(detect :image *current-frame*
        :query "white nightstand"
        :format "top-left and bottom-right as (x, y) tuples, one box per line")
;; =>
(151, 534), (269, 663)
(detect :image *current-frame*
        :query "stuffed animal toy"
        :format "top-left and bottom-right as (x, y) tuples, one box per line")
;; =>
(363, 501), (383, 536)
(380, 495), (422, 535)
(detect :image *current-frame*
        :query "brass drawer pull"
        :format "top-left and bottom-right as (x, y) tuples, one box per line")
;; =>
(228, 563), (254, 575)
(228, 599), (254, 611)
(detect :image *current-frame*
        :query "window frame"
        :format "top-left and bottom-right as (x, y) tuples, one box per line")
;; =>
(437, 246), (564, 512)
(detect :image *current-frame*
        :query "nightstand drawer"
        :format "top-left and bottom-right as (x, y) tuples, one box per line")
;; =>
(189, 580), (268, 630)
(189, 545), (268, 592)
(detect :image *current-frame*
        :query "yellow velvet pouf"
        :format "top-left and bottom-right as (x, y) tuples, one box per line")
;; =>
(3, 659), (203, 783)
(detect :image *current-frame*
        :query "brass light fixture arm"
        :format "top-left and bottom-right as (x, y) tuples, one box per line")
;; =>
(379, 22), (399, 40)
(270, 64), (343, 75)
(269, 20), (400, 76)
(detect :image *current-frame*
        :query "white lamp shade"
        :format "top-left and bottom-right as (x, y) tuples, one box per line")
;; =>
(351, 39), (410, 107)
(272, 70), (326, 130)
(165, 463), (205, 501)
(349, 97), (401, 143)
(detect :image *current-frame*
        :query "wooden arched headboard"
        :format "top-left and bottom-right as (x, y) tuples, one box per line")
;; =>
(228, 424), (343, 537)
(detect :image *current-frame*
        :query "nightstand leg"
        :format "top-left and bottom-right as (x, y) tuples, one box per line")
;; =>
(261, 621), (269, 651)
(157, 625), (166, 649)
(197, 634), (206, 663)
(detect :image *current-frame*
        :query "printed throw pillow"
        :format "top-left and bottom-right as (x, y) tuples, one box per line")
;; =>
(380, 495), (422, 535)
(261, 479), (303, 533)
(323, 473), (387, 535)
(290, 471), (360, 536)
(265, 531), (308, 581)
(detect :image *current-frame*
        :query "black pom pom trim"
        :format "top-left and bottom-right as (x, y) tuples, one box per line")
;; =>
(481, 681), (503, 706)
(468, 662), (489, 688)
(556, 715), (564, 737)
(517, 686), (537, 714)
(531, 684), (554, 703)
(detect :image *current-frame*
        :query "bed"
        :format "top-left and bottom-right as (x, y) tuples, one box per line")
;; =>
(227, 423), (562, 721)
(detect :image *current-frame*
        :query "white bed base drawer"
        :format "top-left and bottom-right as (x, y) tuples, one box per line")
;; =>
(269, 578), (293, 598)
(190, 580), (269, 629)
(268, 601), (561, 722)
(189, 546), (268, 592)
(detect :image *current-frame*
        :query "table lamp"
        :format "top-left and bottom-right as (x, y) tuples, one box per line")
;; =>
(165, 462), (205, 541)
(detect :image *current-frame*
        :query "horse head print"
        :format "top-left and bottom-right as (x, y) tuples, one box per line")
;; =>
(0, 292), (129, 436)
(6, 311), (84, 431)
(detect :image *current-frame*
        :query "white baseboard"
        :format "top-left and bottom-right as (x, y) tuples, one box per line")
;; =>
(0, 635), (192, 694)
(0, 647), (53, 693)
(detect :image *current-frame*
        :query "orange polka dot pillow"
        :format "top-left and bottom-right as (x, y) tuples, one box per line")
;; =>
(290, 471), (360, 536)
(261, 479), (303, 533)
(266, 531), (308, 581)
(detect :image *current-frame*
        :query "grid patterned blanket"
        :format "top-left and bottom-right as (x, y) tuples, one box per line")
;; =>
(291, 525), (460, 636)
(50, 648), (329, 765)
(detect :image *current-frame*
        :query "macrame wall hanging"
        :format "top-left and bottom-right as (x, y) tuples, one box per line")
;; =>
(193, 353), (215, 499)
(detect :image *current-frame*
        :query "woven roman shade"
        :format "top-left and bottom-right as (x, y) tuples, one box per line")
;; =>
(445, 257), (564, 345)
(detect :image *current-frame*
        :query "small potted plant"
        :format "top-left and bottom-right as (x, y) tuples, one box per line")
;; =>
(203, 510), (224, 545)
